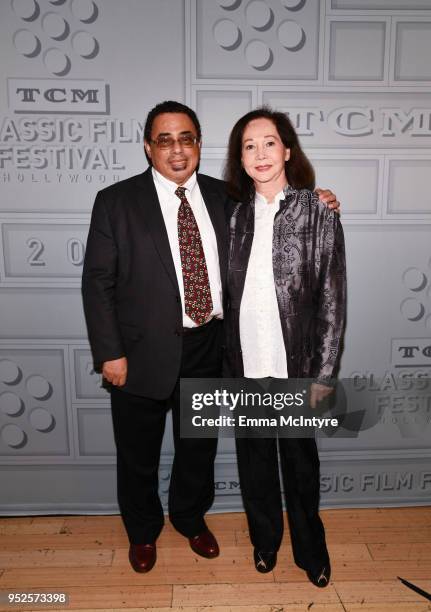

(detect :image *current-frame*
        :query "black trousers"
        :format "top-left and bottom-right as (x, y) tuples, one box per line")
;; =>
(111, 319), (222, 544)
(236, 436), (329, 574)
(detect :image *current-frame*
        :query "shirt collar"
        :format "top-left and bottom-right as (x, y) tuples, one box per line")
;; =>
(152, 167), (197, 197)
(255, 188), (286, 207)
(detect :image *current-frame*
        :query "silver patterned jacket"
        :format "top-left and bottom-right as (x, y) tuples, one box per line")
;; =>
(224, 186), (347, 384)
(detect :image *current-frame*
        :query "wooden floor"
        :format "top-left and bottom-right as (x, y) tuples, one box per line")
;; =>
(0, 508), (430, 612)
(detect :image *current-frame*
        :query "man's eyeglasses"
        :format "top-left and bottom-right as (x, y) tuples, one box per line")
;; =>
(150, 135), (199, 149)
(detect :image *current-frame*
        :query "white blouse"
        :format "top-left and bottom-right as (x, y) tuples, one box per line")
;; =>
(239, 190), (288, 379)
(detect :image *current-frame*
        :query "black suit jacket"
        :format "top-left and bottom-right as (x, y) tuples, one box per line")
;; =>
(82, 168), (230, 399)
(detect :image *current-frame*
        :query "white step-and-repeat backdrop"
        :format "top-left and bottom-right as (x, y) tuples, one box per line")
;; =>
(0, 0), (430, 513)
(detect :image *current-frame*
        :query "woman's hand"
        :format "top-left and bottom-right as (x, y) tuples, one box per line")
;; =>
(309, 382), (333, 409)
(315, 188), (340, 214)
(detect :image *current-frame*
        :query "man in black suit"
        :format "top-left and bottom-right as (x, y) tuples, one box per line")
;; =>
(82, 101), (228, 573)
(82, 100), (339, 573)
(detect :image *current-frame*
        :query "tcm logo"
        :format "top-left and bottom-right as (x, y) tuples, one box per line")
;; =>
(8, 78), (109, 114)
(392, 338), (431, 367)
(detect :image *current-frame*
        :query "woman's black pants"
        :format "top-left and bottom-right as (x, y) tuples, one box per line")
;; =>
(236, 436), (329, 574)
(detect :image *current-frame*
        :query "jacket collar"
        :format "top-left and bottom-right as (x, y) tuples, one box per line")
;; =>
(136, 169), (179, 292)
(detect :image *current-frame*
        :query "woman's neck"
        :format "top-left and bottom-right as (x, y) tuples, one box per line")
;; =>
(255, 172), (289, 203)
(256, 182), (288, 204)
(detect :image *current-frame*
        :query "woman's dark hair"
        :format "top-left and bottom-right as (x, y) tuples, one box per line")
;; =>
(144, 100), (201, 165)
(224, 106), (315, 203)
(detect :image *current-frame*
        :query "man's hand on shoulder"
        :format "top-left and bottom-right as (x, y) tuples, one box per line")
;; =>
(315, 187), (340, 214)
(103, 357), (128, 386)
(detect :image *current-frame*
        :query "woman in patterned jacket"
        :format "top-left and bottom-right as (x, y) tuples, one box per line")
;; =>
(223, 107), (346, 585)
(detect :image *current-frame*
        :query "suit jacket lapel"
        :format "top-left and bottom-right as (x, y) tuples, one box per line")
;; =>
(197, 175), (228, 290)
(136, 169), (179, 293)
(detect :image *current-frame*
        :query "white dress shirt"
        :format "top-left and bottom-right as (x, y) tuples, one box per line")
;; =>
(239, 190), (288, 378)
(152, 168), (223, 327)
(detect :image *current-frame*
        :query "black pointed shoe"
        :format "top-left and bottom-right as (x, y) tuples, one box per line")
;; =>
(253, 549), (277, 573)
(306, 563), (331, 587)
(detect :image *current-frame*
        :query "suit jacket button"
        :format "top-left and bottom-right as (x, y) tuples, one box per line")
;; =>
(174, 329), (182, 336)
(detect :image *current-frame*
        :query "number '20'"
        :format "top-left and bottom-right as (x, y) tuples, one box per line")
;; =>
(26, 237), (85, 267)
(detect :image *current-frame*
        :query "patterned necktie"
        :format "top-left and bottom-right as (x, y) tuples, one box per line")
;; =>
(175, 186), (213, 326)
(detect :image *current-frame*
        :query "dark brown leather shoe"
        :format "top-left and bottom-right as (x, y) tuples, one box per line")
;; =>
(189, 529), (219, 558)
(129, 543), (157, 573)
